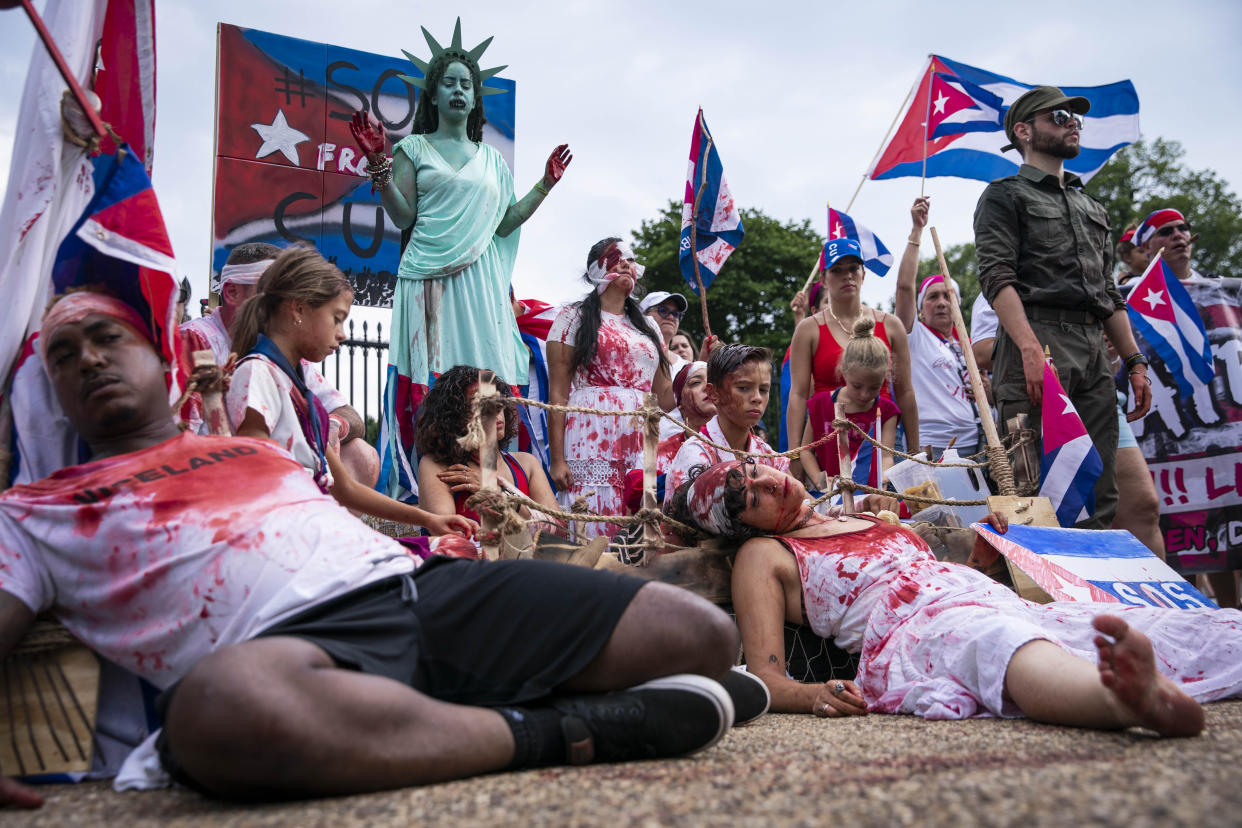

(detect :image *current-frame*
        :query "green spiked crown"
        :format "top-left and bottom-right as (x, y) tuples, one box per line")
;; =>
(398, 17), (508, 98)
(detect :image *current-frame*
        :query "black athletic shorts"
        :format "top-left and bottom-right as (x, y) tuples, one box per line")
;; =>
(156, 556), (647, 786)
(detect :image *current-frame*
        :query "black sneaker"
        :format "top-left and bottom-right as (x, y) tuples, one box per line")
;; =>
(718, 667), (770, 725)
(552, 674), (733, 765)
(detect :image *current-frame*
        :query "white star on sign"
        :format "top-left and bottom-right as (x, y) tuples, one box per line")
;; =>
(1143, 288), (1167, 311)
(252, 109), (309, 166)
(1060, 393), (1074, 415)
(933, 91), (949, 115)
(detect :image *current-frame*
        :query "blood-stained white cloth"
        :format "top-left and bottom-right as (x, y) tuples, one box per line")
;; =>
(776, 517), (1242, 719)
(182, 310), (347, 434)
(0, 433), (416, 690)
(226, 355), (329, 485)
(548, 304), (662, 536)
(663, 416), (788, 507)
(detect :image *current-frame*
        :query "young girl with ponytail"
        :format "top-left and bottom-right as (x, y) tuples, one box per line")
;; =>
(227, 246), (476, 538)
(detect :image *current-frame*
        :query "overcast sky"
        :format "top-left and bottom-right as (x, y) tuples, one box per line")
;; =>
(3, 0), (1240, 316)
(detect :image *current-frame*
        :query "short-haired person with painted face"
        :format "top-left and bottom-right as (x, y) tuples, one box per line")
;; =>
(668, 459), (1242, 734)
(546, 238), (674, 536)
(663, 344), (788, 506)
(896, 197), (982, 458)
(0, 289), (752, 810)
(183, 243), (380, 487)
(787, 238), (919, 467)
(975, 85), (1151, 530)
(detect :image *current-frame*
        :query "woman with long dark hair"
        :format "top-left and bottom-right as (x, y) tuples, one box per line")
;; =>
(348, 19), (571, 500)
(546, 238), (675, 536)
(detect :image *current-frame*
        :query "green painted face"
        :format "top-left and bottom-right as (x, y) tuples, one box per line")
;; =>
(433, 61), (475, 121)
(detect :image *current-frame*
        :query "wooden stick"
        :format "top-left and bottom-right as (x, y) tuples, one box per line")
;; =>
(929, 227), (1015, 495)
(639, 393), (661, 564)
(475, 370), (501, 561)
(689, 110), (714, 339)
(835, 400), (855, 514)
(846, 55), (929, 214)
(19, 0), (109, 141)
(920, 65), (933, 197)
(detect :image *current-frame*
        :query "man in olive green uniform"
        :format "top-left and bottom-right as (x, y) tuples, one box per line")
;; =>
(974, 86), (1152, 529)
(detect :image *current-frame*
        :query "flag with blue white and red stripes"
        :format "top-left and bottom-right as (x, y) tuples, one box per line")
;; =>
(679, 108), (744, 294)
(1039, 359), (1103, 527)
(1125, 256), (1215, 397)
(819, 207), (893, 277)
(870, 55), (1139, 184)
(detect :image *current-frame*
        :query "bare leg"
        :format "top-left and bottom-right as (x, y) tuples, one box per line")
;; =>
(1111, 446), (1165, 559)
(560, 581), (737, 692)
(340, 438), (381, 488)
(1002, 615), (1203, 736)
(165, 637), (515, 800)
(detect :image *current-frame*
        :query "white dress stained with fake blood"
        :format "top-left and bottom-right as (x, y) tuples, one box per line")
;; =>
(775, 516), (1242, 719)
(548, 305), (661, 537)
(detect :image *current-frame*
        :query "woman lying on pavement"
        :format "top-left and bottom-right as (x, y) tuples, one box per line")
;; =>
(667, 460), (1242, 735)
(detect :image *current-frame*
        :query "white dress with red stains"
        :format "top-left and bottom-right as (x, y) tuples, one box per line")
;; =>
(0, 433), (416, 690)
(548, 305), (661, 537)
(776, 517), (1242, 719)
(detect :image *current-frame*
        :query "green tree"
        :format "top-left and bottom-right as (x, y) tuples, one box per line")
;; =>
(632, 201), (822, 433)
(1086, 137), (1242, 276)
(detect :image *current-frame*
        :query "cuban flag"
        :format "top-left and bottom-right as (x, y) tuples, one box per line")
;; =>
(820, 207), (894, 277)
(869, 55), (1139, 184)
(1039, 360), (1103, 527)
(927, 72), (1005, 139)
(679, 108), (744, 294)
(1125, 257), (1215, 397)
(515, 299), (559, 479)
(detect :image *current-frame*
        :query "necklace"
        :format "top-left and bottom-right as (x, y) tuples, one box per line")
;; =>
(824, 302), (864, 333)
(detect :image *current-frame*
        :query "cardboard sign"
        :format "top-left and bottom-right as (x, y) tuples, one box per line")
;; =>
(1119, 276), (1242, 573)
(972, 523), (1217, 609)
(212, 24), (516, 307)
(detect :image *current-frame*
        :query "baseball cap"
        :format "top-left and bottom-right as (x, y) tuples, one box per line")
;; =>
(640, 291), (689, 314)
(821, 238), (864, 270)
(1001, 86), (1090, 152)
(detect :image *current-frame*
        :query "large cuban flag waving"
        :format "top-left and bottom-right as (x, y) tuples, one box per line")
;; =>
(1039, 359), (1103, 527)
(1125, 256), (1215, 397)
(679, 108), (744, 294)
(870, 55), (1139, 184)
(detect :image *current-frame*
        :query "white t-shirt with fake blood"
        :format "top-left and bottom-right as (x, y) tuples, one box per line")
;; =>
(907, 322), (977, 450)
(0, 433), (415, 689)
(226, 355), (327, 482)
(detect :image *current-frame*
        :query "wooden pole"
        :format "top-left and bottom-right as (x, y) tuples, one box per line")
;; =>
(797, 200), (830, 299)
(18, 0), (109, 142)
(689, 109), (713, 339)
(929, 227), (1015, 495)
(639, 393), (661, 564)
(846, 55), (929, 214)
(475, 370), (502, 561)
(835, 400), (855, 514)
(920, 63), (933, 198)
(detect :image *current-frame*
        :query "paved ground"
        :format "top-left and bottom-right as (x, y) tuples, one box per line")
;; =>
(9, 701), (1242, 826)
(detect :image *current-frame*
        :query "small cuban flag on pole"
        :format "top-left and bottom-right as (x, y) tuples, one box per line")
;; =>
(1124, 251), (1215, 397)
(1039, 358), (1103, 527)
(822, 206), (894, 277)
(679, 109), (744, 337)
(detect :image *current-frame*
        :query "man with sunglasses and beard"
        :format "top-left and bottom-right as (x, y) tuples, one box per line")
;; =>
(1134, 208), (1214, 285)
(974, 86), (1152, 530)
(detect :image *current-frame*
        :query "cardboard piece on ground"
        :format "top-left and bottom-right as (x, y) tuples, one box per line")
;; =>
(595, 541), (733, 604)
(978, 495), (1060, 602)
(971, 522), (1217, 609)
(0, 645), (99, 777)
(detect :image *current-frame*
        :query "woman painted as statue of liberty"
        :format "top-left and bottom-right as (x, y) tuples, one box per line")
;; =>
(350, 18), (571, 499)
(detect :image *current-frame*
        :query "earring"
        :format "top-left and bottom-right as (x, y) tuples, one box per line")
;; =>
(296, 318), (303, 327)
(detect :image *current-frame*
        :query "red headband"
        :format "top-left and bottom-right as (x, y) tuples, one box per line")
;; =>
(41, 292), (153, 361)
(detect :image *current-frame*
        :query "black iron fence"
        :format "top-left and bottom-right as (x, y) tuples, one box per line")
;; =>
(319, 319), (389, 428)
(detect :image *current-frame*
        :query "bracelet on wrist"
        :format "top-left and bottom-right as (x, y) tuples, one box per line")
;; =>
(1123, 352), (1148, 369)
(534, 181), (550, 196)
(906, 239), (920, 247)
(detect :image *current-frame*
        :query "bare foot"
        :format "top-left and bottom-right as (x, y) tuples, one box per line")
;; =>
(1092, 614), (1205, 737)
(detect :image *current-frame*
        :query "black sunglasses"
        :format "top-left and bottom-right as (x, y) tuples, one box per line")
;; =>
(1029, 109), (1084, 131)
(1155, 223), (1192, 238)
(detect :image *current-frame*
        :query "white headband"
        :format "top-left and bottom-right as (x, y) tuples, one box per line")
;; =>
(219, 259), (273, 287)
(586, 241), (645, 295)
